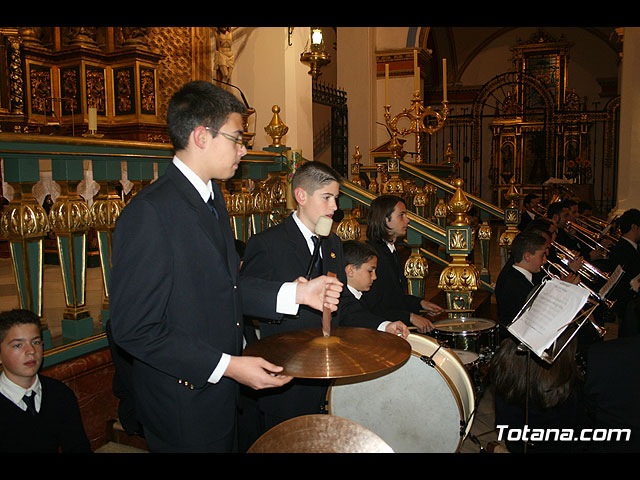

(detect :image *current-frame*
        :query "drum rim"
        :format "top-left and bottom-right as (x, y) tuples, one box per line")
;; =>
(433, 317), (497, 334)
(405, 334), (476, 442)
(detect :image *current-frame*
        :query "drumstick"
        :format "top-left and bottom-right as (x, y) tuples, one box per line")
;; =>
(322, 272), (337, 337)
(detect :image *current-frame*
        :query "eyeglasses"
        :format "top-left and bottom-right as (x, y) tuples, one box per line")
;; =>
(204, 127), (245, 147)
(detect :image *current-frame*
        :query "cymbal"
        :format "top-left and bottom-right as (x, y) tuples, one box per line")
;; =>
(243, 327), (411, 379)
(247, 414), (394, 453)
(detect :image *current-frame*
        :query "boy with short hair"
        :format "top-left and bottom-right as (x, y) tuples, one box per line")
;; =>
(240, 161), (347, 432)
(341, 240), (408, 337)
(0, 309), (91, 452)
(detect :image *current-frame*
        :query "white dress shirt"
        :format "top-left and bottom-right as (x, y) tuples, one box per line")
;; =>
(0, 371), (41, 412)
(512, 264), (534, 284)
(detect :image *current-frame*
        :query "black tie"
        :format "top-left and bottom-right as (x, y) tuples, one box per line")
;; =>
(311, 236), (323, 278)
(207, 195), (219, 220)
(22, 393), (37, 416)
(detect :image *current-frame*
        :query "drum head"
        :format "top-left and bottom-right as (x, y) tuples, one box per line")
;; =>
(434, 317), (496, 334)
(329, 348), (468, 453)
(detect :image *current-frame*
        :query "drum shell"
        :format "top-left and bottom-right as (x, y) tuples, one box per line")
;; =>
(327, 333), (475, 453)
(433, 317), (498, 358)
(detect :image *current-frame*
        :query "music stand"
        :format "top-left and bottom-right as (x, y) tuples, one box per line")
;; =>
(505, 277), (596, 453)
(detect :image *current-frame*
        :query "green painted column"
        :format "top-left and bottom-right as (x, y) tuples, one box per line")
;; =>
(48, 157), (94, 340)
(90, 157), (125, 328)
(0, 156), (52, 347)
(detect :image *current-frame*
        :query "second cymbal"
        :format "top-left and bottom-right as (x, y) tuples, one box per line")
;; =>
(243, 327), (411, 379)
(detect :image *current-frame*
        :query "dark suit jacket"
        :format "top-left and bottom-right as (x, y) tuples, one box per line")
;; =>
(494, 263), (538, 340)
(339, 286), (393, 330)
(601, 237), (640, 315)
(361, 240), (422, 324)
(109, 162), (281, 452)
(518, 210), (535, 231)
(584, 336), (640, 452)
(240, 213), (347, 423)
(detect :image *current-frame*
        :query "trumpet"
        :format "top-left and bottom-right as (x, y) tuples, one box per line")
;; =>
(574, 214), (620, 243)
(540, 262), (609, 338)
(564, 220), (612, 255)
(551, 241), (611, 287)
(542, 260), (615, 310)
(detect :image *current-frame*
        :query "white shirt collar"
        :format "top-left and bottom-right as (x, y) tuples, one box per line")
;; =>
(385, 241), (396, 253)
(347, 284), (363, 300)
(172, 156), (214, 203)
(292, 211), (319, 255)
(512, 264), (533, 284)
(0, 371), (41, 411)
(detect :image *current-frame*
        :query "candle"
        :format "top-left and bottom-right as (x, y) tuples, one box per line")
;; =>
(442, 58), (448, 103)
(385, 63), (389, 106)
(88, 107), (97, 132)
(414, 50), (419, 92)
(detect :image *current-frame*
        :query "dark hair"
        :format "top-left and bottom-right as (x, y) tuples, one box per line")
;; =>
(489, 337), (582, 410)
(523, 193), (539, 207)
(291, 161), (342, 197)
(546, 201), (566, 220)
(166, 81), (246, 151)
(617, 208), (640, 235)
(366, 195), (405, 243)
(343, 240), (377, 269)
(0, 309), (41, 344)
(524, 218), (555, 236)
(563, 199), (578, 209)
(510, 231), (548, 263)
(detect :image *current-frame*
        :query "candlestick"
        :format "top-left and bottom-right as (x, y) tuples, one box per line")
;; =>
(88, 107), (97, 132)
(442, 58), (448, 103)
(385, 63), (389, 106)
(414, 50), (419, 92)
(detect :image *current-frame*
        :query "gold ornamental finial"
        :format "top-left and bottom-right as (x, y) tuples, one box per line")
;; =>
(264, 105), (288, 147)
(447, 178), (472, 227)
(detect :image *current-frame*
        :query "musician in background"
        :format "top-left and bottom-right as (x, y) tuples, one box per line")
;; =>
(340, 240), (409, 338)
(548, 201), (580, 252)
(489, 335), (587, 453)
(600, 208), (640, 330)
(495, 231), (549, 342)
(563, 199), (608, 262)
(361, 195), (444, 333)
(518, 193), (541, 231)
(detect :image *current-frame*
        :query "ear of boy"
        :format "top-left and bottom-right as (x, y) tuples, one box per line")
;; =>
(345, 264), (355, 279)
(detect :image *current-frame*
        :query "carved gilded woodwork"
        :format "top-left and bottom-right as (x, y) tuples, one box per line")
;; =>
(265, 105), (289, 147)
(437, 178), (479, 316)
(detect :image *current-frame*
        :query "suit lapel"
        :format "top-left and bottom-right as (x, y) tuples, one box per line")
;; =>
(165, 164), (235, 279)
(284, 215), (313, 273)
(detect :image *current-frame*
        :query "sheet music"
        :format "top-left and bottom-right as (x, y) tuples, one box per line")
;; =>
(508, 279), (590, 357)
(599, 265), (624, 298)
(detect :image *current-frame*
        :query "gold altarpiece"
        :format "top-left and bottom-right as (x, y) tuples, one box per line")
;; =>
(486, 29), (618, 209)
(0, 27), (214, 142)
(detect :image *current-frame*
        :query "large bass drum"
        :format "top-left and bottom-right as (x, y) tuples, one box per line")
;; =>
(327, 333), (475, 453)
